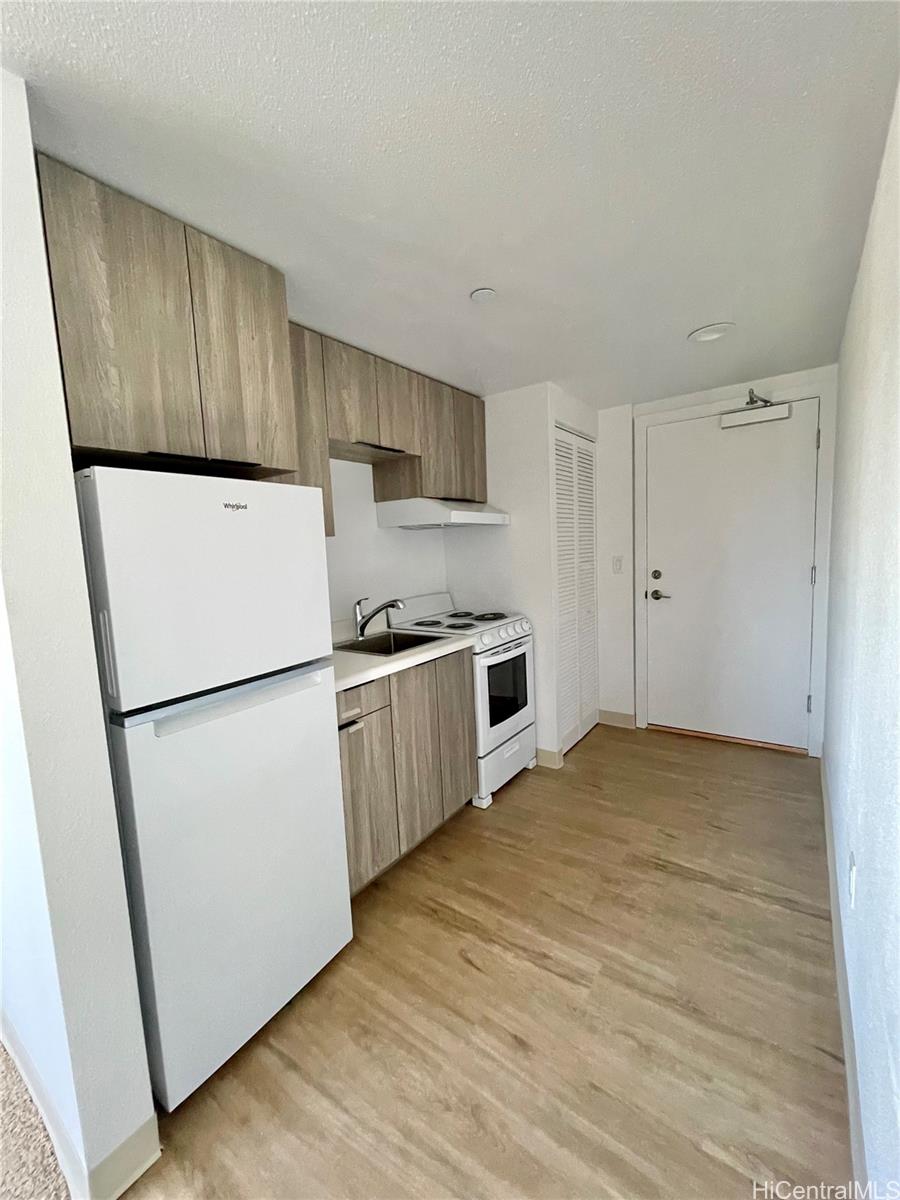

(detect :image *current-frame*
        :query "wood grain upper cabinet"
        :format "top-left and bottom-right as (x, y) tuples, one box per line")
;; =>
(419, 378), (458, 498)
(453, 391), (487, 504)
(322, 337), (379, 446)
(38, 155), (205, 456)
(185, 227), (296, 469)
(435, 650), (478, 818)
(372, 377), (487, 503)
(375, 359), (420, 454)
(339, 706), (399, 894)
(282, 324), (334, 536)
(390, 662), (444, 854)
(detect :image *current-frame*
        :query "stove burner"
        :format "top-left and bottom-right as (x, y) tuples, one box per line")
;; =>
(449, 611), (475, 618)
(446, 621), (476, 630)
(475, 612), (507, 621)
(413, 619), (443, 627)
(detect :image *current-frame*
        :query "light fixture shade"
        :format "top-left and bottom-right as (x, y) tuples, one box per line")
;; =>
(469, 288), (496, 303)
(687, 322), (735, 342)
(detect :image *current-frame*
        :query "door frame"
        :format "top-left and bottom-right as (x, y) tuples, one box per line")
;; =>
(633, 368), (836, 756)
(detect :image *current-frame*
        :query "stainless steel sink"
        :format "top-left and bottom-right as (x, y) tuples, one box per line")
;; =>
(334, 631), (443, 656)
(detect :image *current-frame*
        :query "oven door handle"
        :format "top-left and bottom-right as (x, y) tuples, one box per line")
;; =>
(477, 638), (530, 665)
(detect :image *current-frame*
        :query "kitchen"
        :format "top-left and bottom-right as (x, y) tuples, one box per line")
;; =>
(2, 5), (899, 1200)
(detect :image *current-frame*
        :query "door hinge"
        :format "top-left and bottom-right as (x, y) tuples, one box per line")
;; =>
(816, 428), (821, 449)
(810, 565), (816, 586)
(807, 695), (813, 713)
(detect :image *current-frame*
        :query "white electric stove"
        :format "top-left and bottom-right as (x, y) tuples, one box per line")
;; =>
(389, 593), (536, 807)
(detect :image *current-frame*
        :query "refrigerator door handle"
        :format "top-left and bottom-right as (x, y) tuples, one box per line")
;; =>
(99, 609), (120, 699)
(153, 671), (324, 738)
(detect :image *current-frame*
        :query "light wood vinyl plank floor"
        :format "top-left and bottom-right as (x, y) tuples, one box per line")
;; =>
(128, 726), (848, 1200)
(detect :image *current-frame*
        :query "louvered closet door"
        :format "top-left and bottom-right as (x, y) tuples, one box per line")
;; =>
(575, 439), (599, 731)
(555, 435), (579, 750)
(554, 427), (599, 755)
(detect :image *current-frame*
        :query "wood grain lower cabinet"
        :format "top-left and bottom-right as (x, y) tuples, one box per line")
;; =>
(338, 706), (399, 894)
(390, 661), (445, 853)
(38, 155), (205, 457)
(185, 227), (297, 469)
(435, 651), (478, 817)
(337, 652), (477, 893)
(282, 324), (334, 536)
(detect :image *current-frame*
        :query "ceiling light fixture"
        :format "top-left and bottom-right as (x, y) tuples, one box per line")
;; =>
(469, 288), (496, 303)
(687, 322), (735, 343)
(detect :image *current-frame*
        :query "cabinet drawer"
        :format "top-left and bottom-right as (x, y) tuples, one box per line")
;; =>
(336, 677), (391, 724)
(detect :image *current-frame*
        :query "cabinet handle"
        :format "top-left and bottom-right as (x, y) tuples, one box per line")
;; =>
(342, 719), (365, 734)
(340, 705), (362, 719)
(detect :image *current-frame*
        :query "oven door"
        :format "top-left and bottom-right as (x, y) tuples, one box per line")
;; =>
(474, 637), (535, 756)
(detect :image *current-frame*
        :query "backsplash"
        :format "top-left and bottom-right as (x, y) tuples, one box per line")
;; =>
(325, 459), (447, 642)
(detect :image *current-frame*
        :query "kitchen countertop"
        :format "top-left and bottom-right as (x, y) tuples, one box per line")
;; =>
(331, 633), (475, 692)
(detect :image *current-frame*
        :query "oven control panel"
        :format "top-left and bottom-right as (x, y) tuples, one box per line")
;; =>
(477, 618), (532, 650)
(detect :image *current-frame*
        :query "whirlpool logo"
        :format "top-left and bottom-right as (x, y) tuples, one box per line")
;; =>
(222, 501), (248, 511)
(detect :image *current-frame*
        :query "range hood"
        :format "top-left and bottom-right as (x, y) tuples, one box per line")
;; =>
(376, 498), (510, 529)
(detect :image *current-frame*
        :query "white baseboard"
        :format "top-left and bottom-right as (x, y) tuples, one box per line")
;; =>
(819, 759), (867, 1182)
(598, 710), (637, 729)
(88, 1117), (159, 1200)
(2, 1014), (91, 1197)
(536, 747), (564, 769)
(1, 1016), (159, 1200)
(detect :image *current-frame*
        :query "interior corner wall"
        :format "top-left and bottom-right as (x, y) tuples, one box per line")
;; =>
(1, 69), (158, 1197)
(443, 384), (560, 751)
(596, 405), (635, 717)
(823, 83), (899, 1187)
(325, 458), (447, 637)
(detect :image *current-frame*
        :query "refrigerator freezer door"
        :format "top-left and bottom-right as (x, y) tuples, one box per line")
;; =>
(77, 468), (331, 712)
(110, 663), (351, 1110)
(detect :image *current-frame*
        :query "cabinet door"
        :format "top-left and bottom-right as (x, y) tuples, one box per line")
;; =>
(38, 155), (204, 457)
(390, 662), (444, 853)
(452, 390), (487, 502)
(339, 707), (400, 894)
(281, 324), (334, 536)
(185, 227), (296, 469)
(375, 359), (420, 453)
(435, 651), (478, 818)
(419, 378), (458, 499)
(323, 337), (379, 445)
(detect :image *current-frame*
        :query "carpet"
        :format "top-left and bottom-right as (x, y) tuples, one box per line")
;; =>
(0, 1042), (69, 1199)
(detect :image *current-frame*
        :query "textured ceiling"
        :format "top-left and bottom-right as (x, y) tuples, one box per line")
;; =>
(3, 2), (898, 407)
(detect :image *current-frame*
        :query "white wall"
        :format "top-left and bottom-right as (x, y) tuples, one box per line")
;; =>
(444, 382), (597, 756)
(325, 459), (447, 638)
(824, 85), (899, 1188)
(0, 588), (83, 1159)
(1, 70), (158, 1199)
(445, 385), (556, 748)
(596, 405), (635, 718)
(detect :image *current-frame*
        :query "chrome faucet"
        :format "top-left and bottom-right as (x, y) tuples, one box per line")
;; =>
(353, 596), (406, 639)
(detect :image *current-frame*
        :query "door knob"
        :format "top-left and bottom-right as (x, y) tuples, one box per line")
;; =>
(650, 589), (671, 600)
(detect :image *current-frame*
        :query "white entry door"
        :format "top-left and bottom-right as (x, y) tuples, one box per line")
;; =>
(645, 398), (820, 749)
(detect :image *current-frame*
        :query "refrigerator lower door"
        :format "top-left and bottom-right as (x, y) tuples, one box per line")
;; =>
(76, 467), (332, 712)
(110, 663), (351, 1110)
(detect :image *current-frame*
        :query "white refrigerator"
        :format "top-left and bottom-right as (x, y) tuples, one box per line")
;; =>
(76, 467), (352, 1111)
